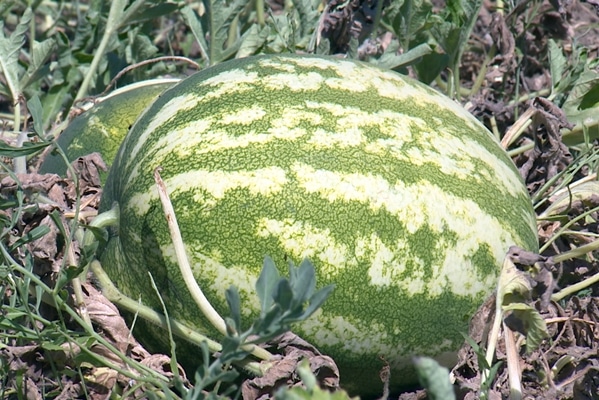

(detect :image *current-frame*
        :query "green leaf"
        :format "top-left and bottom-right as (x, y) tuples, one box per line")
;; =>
(27, 95), (44, 136)
(383, 0), (434, 51)
(20, 38), (56, 90)
(255, 256), (280, 314)
(274, 279), (294, 310)
(579, 83), (599, 110)
(415, 51), (449, 84)
(413, 356), (456, 400)
(9, 225), (50, 251)
(548, 39), (567, 93)
(225, 285), (241, 332)
(292, 0), (320, 40)
(302, 284), (334, 320)
(430, 21), (462, 63)
(461, 333), (491, 370)
(180, 5), (209, 63)
(0, 141), (50, 157)
(122, 2), (181, 26)
(290, 258), (316, 307)
(375, 42), (433, 70)
(42, 85), (73, 129)
(0, 7), (32, 100)
(182, 0), (253, 65)
(236, 24), (270, 58)
(503, 303), (550, 353)
(481, 359), (503, 393)
(430, 0), (483, 96)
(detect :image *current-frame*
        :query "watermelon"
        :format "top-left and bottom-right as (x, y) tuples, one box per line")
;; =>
(98, 55), (538, 395)
(40, 78), (179, 182)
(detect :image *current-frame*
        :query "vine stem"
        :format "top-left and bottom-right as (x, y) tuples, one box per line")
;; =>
(154, 167), (228, 335)
(0, 244), (171, 385)
(90, 259), (269, 376)
(153, 167), (273, 362)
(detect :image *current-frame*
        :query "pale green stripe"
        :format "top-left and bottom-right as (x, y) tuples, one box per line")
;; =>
(127, 167), (288, 216)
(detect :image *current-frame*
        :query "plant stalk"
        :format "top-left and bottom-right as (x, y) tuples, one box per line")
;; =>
(153, 167), (273, 362)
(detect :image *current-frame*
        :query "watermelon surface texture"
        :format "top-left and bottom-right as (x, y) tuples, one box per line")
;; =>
(40, 79), (178, 182)
(99, 55), (538, 395)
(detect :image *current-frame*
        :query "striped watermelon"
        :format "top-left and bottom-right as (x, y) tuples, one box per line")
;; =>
(40, 79), (178, 182)
(98, 55), (538, 395)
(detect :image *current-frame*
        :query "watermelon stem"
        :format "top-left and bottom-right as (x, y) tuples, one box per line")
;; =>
(153, 167), (274, 363)
(88, 204), (120, 229)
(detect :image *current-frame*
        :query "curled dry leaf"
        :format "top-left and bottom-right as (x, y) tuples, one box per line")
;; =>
(80, 283), (189, 394)
(508, 246), (556, 311)
(320, 0), (379, 54)
(0, 343), (86, 399)
(81, 282), (150, 359)
(84, 367), (118, 400)
(489, 12), (517, 76)
(397, 389), (428, 400)
(241, 332), (340, 400)
(66, 152), (107, 193)
(518, 98), (574, 193)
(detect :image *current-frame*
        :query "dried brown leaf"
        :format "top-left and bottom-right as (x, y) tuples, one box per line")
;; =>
(82, 282), (150, 359)
(66, 152), (107, 192)
(519, 98), (574, 193)
(241, 332), (340, 399)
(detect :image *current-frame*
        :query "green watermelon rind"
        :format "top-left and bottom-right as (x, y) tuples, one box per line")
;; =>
(99, 55), (538, 395)
(40, 78), (179, 181)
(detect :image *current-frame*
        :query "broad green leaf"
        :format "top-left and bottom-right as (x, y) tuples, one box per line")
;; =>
(273, 279), (293, 310)
(126, 29), (159, 64)
(561, 65), (599, 146)
(430, 21), (462, 62)
(290, 258), (316, 306)
(9, 225), (50, 251)
(0, 7), (32, 100)
(431, 0), (483, 96)
(225, 286), (241, 332)
(503, 303), (550, 353)
(122, 2), (181, 26)
(183, 0), (266, 65)
(20, 38), (56, 90)
(27, 95), (44, 136)
(236, 24), (270, 58)
(181, 5), (209, 63)
(375, 42), (433, 70)
(578, 83), (599, 110)
(255, 256), (280, 314)
(415, 51), (449, 84)
(292, 0), (320, 40)
(0, 141), (49, 157)
(302, 284), (334, 319)
(42, 84), (72, 130)
(549, 39), (567, 93)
